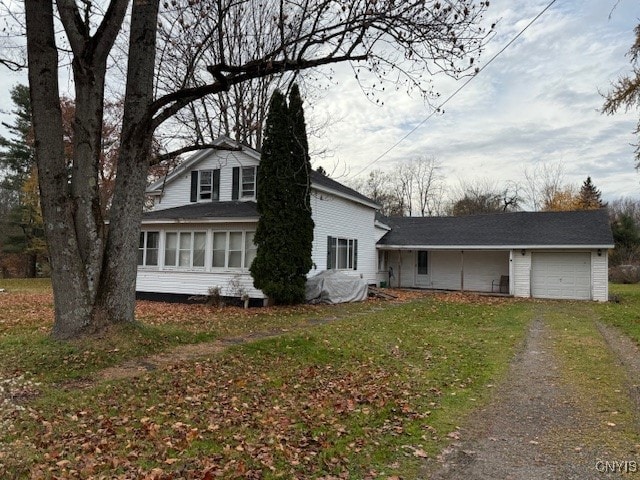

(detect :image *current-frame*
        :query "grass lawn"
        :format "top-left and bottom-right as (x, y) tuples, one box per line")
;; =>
(3, 280), (639, 478)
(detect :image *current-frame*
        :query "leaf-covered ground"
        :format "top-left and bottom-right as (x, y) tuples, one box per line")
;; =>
(0, 280), (532, 478)
(4, 281), (639, 478)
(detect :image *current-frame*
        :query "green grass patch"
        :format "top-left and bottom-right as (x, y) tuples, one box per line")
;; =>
(0, 296), (532, 479)
(595, 283), (640, 344)
(544, 301), (640, 457)
(0, 278), (52, 293)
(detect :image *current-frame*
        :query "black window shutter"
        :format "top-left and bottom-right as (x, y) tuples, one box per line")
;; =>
(190, 171), (198, 202)
(327, 236), (333, 269)
(232, 167), (240, 200)
(353, 239), (358, 270)
(212, 169), (220, 201)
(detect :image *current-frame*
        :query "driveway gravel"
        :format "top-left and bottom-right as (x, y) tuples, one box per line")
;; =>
(425, 316), (640, 480)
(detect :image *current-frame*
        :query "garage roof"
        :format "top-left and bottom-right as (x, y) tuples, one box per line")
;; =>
(377, 209), (614, 248)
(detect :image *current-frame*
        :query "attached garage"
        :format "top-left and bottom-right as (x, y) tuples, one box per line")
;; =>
(531, 252), (591, 300)
(376, 210), (614, 302)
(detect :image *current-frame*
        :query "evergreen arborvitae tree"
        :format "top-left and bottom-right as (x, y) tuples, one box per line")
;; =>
(578, 177), (606, 210)
(250, 86), (314, 304)
(288, 83), (315, 287)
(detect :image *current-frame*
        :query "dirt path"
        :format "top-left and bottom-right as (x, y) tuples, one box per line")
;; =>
(426, 316), (639, 480)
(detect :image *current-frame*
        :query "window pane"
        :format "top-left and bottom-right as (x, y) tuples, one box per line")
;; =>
(241, 167), (255, 197)
(137, 248), (144, 266)
(229, 232), (242, 250)
(418, 251), (428, 275)
(165, 233), (177, 266)
(139, 232), (145, 249)
(179, 232), (191, 267)
(212, 232), (226, 268)
(229, 232), (243, 267)
(200, 171), (212, 199)
(146, 232), (159, 249)
(143, 232), (159, 267)
(146, 249), (158, 266)
(245, 232), (257, 269)
(193, 232), (206, 267)
(338, 238), (348, 269)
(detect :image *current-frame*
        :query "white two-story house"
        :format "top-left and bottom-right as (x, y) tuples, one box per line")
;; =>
(137, 136), (387, 301)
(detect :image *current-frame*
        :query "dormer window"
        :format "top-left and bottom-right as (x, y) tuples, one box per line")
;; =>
(199, 170), (213, 200)
(241, 166), (256, 198)
(232, 166), (259, 200)
(190, 169), (220, 202)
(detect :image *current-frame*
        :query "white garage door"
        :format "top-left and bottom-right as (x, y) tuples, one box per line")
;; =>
(531, 252), (591, 300)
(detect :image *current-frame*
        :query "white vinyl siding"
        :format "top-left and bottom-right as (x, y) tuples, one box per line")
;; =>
(512, 250), (532, 298)
(311, 191), (378, 284)
(591, 251), (608, 302)
(462, 251), (509, 293)
(150, 150), (260, 210)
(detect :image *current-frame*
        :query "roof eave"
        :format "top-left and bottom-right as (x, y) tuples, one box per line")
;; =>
(141, 216), (259, 224)
(311, 183), (380, 210)
(376, 244), (615, 250)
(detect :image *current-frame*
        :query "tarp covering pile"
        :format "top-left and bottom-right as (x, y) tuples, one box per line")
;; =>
(305, 270), (368, 304)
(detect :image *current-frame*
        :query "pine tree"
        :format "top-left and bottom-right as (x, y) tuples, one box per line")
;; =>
(577, 177), (606, 210)
(0, 84), (35, 192)
(0, 85), (47, 277)
(250, 86), (314, 304)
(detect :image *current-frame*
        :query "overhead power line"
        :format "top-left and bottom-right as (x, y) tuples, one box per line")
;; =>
(351, 0), (558, 178)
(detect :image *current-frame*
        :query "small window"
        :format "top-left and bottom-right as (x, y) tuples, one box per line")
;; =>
(378, 251), (387, 272)
(212, 232), (226, 268)
(417, 251), (428, 275)
(138, 231), (159, 266)
(327, 236), (357, 270)
(241, 166), (256, 198)
(199, 170), (213, 200)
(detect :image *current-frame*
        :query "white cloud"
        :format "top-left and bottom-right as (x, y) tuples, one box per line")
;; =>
(308, 0), (640, 204)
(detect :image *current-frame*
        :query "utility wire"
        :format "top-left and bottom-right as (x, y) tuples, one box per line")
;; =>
(351, 0), (558, 178)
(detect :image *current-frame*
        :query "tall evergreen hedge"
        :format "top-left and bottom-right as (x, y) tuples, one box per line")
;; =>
(250, 86), (314, 304)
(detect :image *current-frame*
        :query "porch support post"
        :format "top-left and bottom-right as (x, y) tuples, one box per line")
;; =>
(460, 250), (464, 292)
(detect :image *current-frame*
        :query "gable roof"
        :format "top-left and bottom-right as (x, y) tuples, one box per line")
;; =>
(142, 201), (258, 222)
(147, 135), (379, 209)
(147, 136), (258, 194)
(377, 209), (614, 248)
(309, 170), (379, 208)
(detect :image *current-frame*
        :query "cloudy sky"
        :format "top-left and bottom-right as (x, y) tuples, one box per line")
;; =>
(1, 0), (639, 208)
(308, 0), (640, 206)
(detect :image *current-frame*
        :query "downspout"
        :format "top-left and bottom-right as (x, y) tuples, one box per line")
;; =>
(398, 250), (402, 288)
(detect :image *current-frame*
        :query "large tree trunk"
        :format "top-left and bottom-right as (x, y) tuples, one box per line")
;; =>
(92, 0), (159, 326)
(25, 0), (93, 338)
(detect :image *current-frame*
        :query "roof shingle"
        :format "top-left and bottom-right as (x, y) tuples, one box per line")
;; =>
(377, 209), (613, 247)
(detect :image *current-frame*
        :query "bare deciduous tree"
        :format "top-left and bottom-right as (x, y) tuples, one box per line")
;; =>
(16, 0), (492, 338)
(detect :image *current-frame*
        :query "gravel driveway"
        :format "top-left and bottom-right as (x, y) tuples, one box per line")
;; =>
(425, 314), (640, 480)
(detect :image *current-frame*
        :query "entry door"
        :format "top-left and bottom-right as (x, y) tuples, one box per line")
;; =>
(415, 251), (429, 286)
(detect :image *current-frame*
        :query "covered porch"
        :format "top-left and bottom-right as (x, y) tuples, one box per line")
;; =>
(377, 248), (511, 294)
